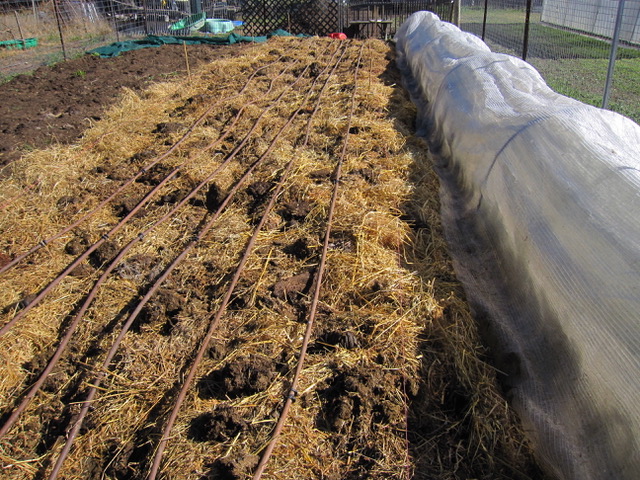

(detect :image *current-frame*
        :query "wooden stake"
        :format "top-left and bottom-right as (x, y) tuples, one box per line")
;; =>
(53, 0), (67, 60)
(14, 11), (25, 45)
(368, 41), (373, 91)
(183, 41), (191, 81)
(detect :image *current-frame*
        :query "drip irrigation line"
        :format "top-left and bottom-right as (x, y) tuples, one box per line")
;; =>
(48, 103), (301, 480)
(45, 49), (338, 480)
(146, 43), (349, 480)
(0, 61), (300, 338)
(0, 59), (284, 278)
(1, 51), (313, 435)
(0, 62), (298, 439)
(147, 150), (292, 480)
(251, 41), (366, 480)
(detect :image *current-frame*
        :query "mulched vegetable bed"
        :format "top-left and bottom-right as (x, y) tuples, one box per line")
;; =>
(0, 37), (547, 480)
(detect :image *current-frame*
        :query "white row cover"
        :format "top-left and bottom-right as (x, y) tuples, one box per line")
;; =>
(396, 11), (640, 480)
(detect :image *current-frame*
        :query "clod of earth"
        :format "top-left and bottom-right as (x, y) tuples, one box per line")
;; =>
(272, 270), (313, 303)
(198, 354), (278, 399)
(189, 405), (248, 443)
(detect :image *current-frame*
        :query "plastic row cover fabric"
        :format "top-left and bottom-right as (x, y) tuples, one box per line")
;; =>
(395, 11), (640, 480)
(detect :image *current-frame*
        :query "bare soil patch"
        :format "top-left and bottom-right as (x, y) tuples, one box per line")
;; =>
(0, 43), (248, 166)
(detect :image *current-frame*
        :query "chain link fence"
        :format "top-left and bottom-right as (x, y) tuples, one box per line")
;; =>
(459, 0), (640, 123)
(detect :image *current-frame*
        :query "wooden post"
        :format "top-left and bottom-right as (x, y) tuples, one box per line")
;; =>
(14, 11), (26, 45)
(183, 41), (191, 82)
(368, 40), (372, 91)
(453, 0), (460, 26)
(53, 0), (67, 60)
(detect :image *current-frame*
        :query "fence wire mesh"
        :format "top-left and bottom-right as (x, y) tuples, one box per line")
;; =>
(0, 0), (242, 80)
(0, 0), (451, 80)
(460, 0), (640, 123)
(0, 0), (122, 78)
(242, 0), (343, 36)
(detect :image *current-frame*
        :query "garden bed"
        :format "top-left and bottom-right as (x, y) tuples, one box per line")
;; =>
(0, 37), (547, 480)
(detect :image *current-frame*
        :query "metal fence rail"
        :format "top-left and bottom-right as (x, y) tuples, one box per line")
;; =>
(345, 0), (455, 38)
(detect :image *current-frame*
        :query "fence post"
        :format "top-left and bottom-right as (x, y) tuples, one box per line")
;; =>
(53, 0), (67, 61)
(109, 0), (120, 42)
(481, 0), (488, 41)
(142, 0), (150, 36)
(190, 0), (202, 14)
(522, 0), (532, 61)
(603, 0), (627, 110)
(14, 11), (26, 45)
(453, 0), (460, 26)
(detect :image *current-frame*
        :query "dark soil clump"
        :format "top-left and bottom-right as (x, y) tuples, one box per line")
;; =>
(89, 240), (120, 267)
(133, 288), (184, 333)
(282, 238), (310, 259)
(65, 235), (90, 256)
(279, 198), (314, 222)
(272, 270), (313, 302)
(198, 355), (277, 399)
(205, 183), (224, 212)
(318, 366), (402, 434)
(189, 405), (248, 443)
(205, 451), (260, 480)
(0, 252), (12, 269)
(312, 331), (361, 352)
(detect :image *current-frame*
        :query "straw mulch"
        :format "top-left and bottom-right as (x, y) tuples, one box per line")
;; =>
(0, 37), (547, 480)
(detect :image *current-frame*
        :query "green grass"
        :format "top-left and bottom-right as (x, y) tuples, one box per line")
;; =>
(534, 57), (640, 123)
(460, 7), (640, 123)
(461, 21), (640, 60)
(461, 7), (534, 24)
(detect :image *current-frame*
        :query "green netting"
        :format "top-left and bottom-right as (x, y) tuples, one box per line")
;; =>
(87, 30), (302, 58)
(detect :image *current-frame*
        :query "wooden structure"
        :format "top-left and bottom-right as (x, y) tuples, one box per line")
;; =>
(241, 0), (455, 38)
(242, 0), (344, 36)
(346, 1), (455, 38)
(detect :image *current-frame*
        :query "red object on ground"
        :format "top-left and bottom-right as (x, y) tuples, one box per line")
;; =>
(329, 32), (347, 40)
